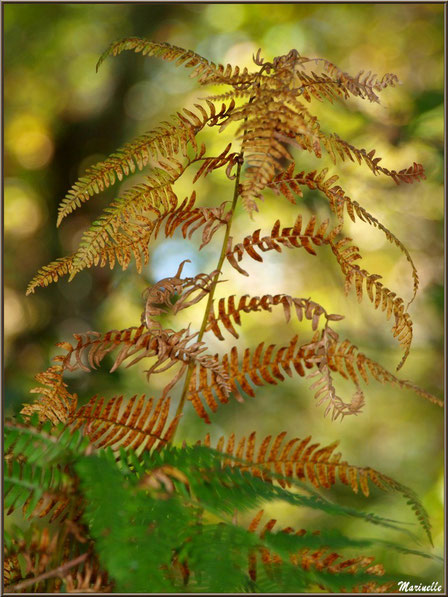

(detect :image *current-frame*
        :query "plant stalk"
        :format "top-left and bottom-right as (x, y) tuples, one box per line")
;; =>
(5, 552), (89, 593)
(172, 158), (243, 430)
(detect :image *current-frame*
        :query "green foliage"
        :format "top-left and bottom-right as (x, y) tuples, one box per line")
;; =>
(4, 416), (441, 593)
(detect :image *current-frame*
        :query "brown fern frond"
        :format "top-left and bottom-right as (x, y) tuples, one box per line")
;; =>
(206, 294), (343, 340)
(26, 256), (75, 295)
(63, 562), (112, 593)
(21, 365), (78, 424)
(324, 338), (443, 408)
(188, 329), (442, 424)
(3, 527), (60, 587)
(201, 431), (432, 541)
(220, 96), (310, 212)
(188, 335), (316, 423)
(332, 249), (413, 370)
(306, 328), (366, 421)
(192, 142), (241, 183)
(317, 58), (400, 103)
(52, 324), (228, 399)
(70, 395), (178, 452)
(150, 192), (231, 250)
(296, 70), (350, 103)
(248, 511), (393, 593)
(200, 430), (400, 497)
(68, 166), (180, 280)
(225, 214), (413, 367)
(277, 100), (425, 184)
(225, 214), (343, 276)
(97, 38), (257, 86)
(267, 165), (419, 306)
(141, 261), (220, 331)
(318, 133), (425, 185)
(56, 100), (234, 226)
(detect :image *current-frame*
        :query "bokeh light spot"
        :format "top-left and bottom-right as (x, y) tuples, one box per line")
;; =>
(204, 4), (245, 31)
(7, 114), (54, 169)
(4, 179), (43, 238)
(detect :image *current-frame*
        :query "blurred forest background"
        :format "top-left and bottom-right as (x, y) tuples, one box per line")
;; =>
(4, 2), (444, 585)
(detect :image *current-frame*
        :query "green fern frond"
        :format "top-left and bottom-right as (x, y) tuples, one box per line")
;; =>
(5, 414), (89, 465)
(198, 431), (432, 543)
(5, 460), (71, 521)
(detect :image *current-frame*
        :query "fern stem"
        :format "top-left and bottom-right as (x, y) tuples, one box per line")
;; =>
(172, 158), (243, 432)
(5, 552), (89, 593)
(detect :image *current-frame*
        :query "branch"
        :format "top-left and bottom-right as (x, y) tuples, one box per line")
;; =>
(5, 552), (89, 593)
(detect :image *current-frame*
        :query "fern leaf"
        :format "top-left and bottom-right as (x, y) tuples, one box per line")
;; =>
(56, 101), (233, 226)
(21, 365), (78, 425)
(63, 563), (112, 593)
(5, 460), (71, 522)
(188, 331), (442, 424)
(325, 337), (443, 408)
(248, 512), (395, 592)
(96, 37), (255, 86)
(225, 214), (340, 277)
(267, 165), (419, 306)
(201, 432), (432, 542)
(316, 58), (400, 103)
(70, 394), (179, 452)
(26, 256), (75, 295)
(3, 526), (61, 591)
(5, 416), (89, 464)
(226, 214), (414, 368)
(306, 335), (366, 422)
(188, 335), (317, 423)
(206, 294), (343, 340)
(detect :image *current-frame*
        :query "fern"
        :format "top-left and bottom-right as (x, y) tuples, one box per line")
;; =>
(10, 39), (443, 594)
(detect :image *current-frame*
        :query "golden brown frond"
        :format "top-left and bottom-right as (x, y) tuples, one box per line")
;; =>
(97, 38), (257, 86)
(306, 328), (366, 421)
(21, 365), (78, 425)
(317, 133), (425, 185)
(268, 165), (419, 306)
(142, 261), (219, 331)
(3, 527), (60, 587)
(63, 562), (112, 594)
(156, 195), (231, 250)
(248, 511), (392, 593)
(34, 143), (235, 288)
(188, 329), (442, 424)
(226, 213), (413, 367)
(56, 100), (234, 226)
(202, 431), (432, 541)
(70, 395), (178, 452)
(188, 335), (316, 423)
(317, 57), (400, 103)
(206, 294), (343, 340)
(324, 337), (443, 408)
(225, 214), (340, 277)
(192, 142), (241, 183)
(68, 167), (179, 281)
(53, 323), (229, 401)
(332, 248), (413, 370)
(26, 256), (75, 296)
(200, 430), (391, 496)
